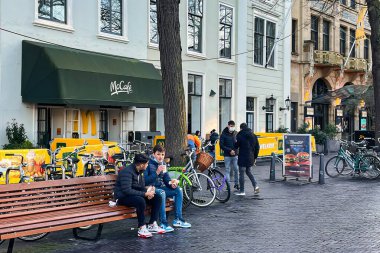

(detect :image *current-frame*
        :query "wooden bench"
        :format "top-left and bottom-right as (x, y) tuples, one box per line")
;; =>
(0, 175), (173, 253)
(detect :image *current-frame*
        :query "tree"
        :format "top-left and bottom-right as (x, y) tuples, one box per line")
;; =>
(367, 0), (380, 138)
(157, 0), (187, 165)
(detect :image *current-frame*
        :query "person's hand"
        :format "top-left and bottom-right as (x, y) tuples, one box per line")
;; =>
(145, 190), (155, 199)
(253, 159), (257, 166)
(156, 165), (165, 175)
(171, 179), (179, 188)
(230, 150), (235, 156)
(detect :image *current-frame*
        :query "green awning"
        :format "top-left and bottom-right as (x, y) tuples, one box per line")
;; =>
(21, 40), (163, 108)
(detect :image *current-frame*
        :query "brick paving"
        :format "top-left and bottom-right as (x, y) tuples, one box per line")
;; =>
(3, 153), (380, 253)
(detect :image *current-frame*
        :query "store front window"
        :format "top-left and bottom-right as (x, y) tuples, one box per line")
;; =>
(312, 79), (329, 130)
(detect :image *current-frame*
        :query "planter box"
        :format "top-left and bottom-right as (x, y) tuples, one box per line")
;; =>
(327, 139), (340, 153)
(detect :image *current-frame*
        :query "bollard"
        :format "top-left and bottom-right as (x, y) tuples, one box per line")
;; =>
(270, 152), (276, 182)
(318, 153), (325, 185)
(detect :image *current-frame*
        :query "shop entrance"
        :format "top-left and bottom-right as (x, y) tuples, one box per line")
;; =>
(37, 107), (51, 148)
(312, 79), (329, 130)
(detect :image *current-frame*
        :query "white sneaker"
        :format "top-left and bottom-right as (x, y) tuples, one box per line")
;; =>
(138, 225), (153, 238)
(147, 221), (166, 234)
(254, 186), (260, 194)
(234, 192), (246, 196)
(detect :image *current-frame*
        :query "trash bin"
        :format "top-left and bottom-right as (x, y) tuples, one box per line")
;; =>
(134, 131), (161, 145)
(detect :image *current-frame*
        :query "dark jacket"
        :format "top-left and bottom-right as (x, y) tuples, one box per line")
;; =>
(207, 132), (219, 152)
(235, 127), (260, 167)
(145, 157), (172, 188)
(114, 163), (147, 200)
(219, 127), (238, 157)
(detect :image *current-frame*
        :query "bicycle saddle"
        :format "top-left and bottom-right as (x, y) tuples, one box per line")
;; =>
(112, 153), (124, 160)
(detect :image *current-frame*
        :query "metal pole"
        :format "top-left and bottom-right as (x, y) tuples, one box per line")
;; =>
(270, 152), (276, 182)
(318, 153), (325, 185)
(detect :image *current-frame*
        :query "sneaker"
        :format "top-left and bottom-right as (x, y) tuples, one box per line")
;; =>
(234, 192), (246, 196)
(138, 225), (153, 238)
(172, 219), (192, 228)
(160, 224), (174, 233)
(254, 186), (260, 194)
(234, 184), (240, 191)
(147, 221), (166, 234)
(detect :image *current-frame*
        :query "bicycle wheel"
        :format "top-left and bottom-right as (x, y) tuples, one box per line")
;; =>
(188, 173), (216, 207)
(208, 168), (230, 203)
(359, 154), (380, 179)
(325, 156), (350, 177)
(181, 177), (193, 210)
(18, 233), (48, 241)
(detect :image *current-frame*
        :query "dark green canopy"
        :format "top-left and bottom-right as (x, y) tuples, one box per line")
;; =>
(21, 40), (163, 108)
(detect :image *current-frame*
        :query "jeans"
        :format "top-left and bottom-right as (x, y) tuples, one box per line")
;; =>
(224, 156), (239, 185)
(156, 186), (184, 225)
(118, 194), (162, 227)
(239, 166), (257, 193)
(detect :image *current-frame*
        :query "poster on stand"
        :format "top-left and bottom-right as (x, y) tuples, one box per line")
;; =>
(283, 134), (312, 179)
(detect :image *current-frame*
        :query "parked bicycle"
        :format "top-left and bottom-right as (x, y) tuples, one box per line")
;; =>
(325, 140), (380, 179)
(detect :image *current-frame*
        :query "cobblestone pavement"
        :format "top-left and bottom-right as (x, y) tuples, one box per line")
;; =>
(3, 153), (380, 253)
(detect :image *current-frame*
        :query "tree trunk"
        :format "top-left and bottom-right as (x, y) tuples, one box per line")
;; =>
(367, 0), (380, 139)
(157, 0), (187, 165)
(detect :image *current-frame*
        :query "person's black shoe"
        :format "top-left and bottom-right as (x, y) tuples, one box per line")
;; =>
(234, 184), (240, 191)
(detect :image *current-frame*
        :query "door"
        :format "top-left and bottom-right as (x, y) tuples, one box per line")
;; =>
(37, 108), (51, 148)
(108, 111), (121, 142)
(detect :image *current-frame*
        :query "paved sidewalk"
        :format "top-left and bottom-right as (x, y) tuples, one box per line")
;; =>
(3, 153), (380, 253)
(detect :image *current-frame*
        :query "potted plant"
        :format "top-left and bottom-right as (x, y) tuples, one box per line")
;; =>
(324, 124), (340, 152)
(309, 126), (327, 153)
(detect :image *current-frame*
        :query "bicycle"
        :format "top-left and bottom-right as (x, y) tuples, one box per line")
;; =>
(107, 143), (136, 172)
(325, 140), (380, 179)
(168, 148), (216, 208)
(201, 142), (231, 203)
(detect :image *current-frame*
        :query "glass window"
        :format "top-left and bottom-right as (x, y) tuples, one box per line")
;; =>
(266, 21), (276, 67)
(219, 4), (233, 59)
(219, 79), (232, 132)
(311, 15), (319, 50)
(350, 0), (356, 9)
(246, 97), (255, 131)
(340, 26), (347, 56)
(292, 19), (297, 53)
(254, 17), (264, 65)
(188, 74), (202, 133)
(38, 0), (66, 23)
(188, 0), (203, 53)
(266, 114), (273, 133)
(323, 20), (330, 51)
(99, 110), (108, 141)
(350, 29), (356, 57)
(364, 36), (369, 60)
(150, 0), (158, 44)
(100, 0), (122, 36)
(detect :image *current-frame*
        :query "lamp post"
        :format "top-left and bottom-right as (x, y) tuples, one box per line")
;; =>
(262, 94), (276, 111)
(279, 96), (291, 111)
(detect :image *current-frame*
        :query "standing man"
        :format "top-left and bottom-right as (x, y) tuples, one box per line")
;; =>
(234, 123), (260, 196)
(219, 120), (239, 191)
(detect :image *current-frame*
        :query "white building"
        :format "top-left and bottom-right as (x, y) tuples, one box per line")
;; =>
(0, 0), (291, 148)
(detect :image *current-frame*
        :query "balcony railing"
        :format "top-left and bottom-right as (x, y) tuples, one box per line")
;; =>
(314, 50), (342, 66)
(343, 57), (368, 72)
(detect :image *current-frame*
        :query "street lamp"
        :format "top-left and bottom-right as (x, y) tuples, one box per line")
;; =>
(279, 96), (291, 111)
(262, 94), (275, 111)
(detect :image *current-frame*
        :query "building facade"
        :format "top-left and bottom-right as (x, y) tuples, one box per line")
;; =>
(291, 0), (372, 137)
(0, 0), (291, 148)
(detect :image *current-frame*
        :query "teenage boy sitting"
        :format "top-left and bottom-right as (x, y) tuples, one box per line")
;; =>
(144, 144), (191, 232)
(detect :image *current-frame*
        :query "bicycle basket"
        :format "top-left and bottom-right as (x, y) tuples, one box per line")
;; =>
(195, 152), (214, 172)
(348, 143), (358, 154)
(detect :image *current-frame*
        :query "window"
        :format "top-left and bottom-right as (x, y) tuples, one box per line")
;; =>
(37, 108), (51, 148)
(266, 21), (276, 67)
(100, 0), (122, 36)
(188, 0), (203, 53)
(188, 74), (202, 134)
(341, 0), (346, 5)
(150, 0), (158, 44)
(219, 79), (232, 133)
(311, 15), (319, 50)
(38, 0), (66, 23)
(340, 26), (347, 56)
(364, 36), (369, 60)
(246, 97), (255, 131)
(350, 0), (356, 9)
(219, 4), (233, 59)
(265, 98), (274, 133)
(99, 110), (108, 141)
(292, 19), (297, 53)
(350, 29), (356, 57)
(65, 109), (80, 138)
(254, 17), (276, 67)
(323, 20), (330, 51)
(254, 17), (264, 65)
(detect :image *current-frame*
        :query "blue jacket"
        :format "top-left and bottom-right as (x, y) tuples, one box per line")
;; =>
(144, 157), (172, 188)
(114, 163), (146, 200)
(220, 127), (238, 157)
